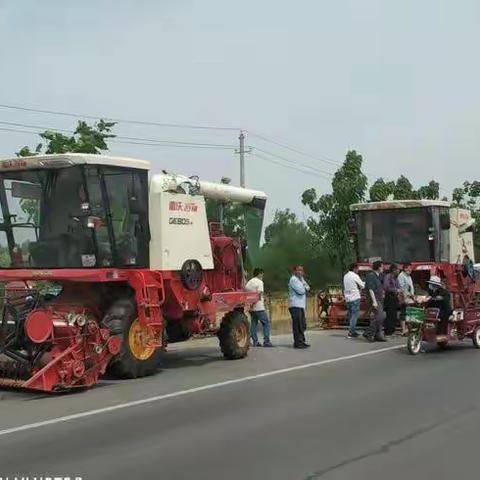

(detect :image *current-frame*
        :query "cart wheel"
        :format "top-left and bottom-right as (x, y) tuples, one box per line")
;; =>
(407, 332), (422, 355)
(472, 327), (480, 349)
(437, 340), (448, 349)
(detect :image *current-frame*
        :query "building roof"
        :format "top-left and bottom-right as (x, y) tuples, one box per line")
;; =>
(350, 199), (451, 211)
(0, 153), (151, 171)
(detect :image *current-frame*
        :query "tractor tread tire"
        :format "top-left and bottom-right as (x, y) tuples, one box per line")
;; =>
(102, 298), (161, 379)
(218, 310), (250, 360)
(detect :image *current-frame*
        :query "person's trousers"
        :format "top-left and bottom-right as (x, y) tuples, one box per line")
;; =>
(346, 299), (361, 335)
(289, 307), (307, 346)
(250, 310), (271, 345)
(365, 302), (385, 339)
(384, 292), (399, 335)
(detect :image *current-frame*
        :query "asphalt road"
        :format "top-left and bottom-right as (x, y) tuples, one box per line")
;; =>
(1, 330), (480, 480)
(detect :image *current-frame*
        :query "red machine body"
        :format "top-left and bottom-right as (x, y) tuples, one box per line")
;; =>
(0, 231), (258, 392)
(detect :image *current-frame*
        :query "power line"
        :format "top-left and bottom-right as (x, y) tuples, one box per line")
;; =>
(0, 103), (450, 196)
(0, 102), (358, 175)
(0, 102), (239, 132)
(252, 152), (331, 181)
(251, 145), (334, 177)
(249, 131), (341, 167)
(0, 126), (236, 150)
(0, 121), (237, 149)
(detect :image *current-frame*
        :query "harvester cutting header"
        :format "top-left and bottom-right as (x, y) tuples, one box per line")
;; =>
(0, 154), (266, 392)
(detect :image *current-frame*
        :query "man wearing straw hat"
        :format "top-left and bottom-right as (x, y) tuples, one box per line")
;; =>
(425, 275), (452, 332)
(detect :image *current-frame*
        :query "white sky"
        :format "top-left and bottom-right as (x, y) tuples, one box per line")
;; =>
(0, 0), (479, 225)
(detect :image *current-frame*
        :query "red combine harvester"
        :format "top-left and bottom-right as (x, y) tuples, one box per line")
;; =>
(327, 200), (480, 338)
(0, 154), (266, 391)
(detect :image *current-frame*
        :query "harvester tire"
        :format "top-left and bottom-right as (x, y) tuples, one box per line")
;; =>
(103, 299), (162, 379)
(218, 310), (250, 360)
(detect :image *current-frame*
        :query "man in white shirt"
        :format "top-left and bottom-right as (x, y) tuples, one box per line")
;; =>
(245, 268), (273, 347)
(343, 263), (365, 338)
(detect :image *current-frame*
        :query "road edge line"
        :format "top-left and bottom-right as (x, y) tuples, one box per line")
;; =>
(0, 344), (403, 437)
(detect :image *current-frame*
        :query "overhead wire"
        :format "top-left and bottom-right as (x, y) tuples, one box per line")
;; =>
(0, 102), (451, 196)
(251, 145), (335, 177)
(0, 102), (239, 131)
(249, 131), (341, 167)
(0, 127), (236, 151)
(252, 152), (331, 181)
(0, 121), (237, 149)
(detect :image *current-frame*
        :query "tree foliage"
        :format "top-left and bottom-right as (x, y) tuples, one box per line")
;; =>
(302, 150), (368, 270)
(257, 209), (340, 291)
(16, 120), (116, 157)
(369, 175), (439, 201)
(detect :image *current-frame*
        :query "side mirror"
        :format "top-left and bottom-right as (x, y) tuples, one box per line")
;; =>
(347, 217), (357, 235)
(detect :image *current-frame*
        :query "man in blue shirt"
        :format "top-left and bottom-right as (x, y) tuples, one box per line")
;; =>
(288, 265), (311, 349)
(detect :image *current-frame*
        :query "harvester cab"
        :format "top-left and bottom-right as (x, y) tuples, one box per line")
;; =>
(0, 154), (266, 392)
(349, 200), (475, 269)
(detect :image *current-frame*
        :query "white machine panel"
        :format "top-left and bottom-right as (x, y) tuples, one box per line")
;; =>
(449, 208), (475, 263)
(149, 191), (214, 271)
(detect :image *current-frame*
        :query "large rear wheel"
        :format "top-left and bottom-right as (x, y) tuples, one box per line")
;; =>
(218, 310), (250, 359)
(103, 299), (162, 378)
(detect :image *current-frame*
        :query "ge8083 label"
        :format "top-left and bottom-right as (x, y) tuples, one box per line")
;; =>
(169, 217), (192, 225)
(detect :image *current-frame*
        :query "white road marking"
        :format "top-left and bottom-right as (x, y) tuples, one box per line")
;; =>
(0, 344), (403, 437)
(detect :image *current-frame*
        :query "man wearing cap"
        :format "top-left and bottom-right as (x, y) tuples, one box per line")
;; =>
(425, 275), (452, 332)
(364, 260), (387, 342)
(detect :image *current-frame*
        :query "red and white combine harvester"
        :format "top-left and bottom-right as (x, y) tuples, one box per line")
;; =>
(327, 200), (480, 337)
(0, 154), (266, 391)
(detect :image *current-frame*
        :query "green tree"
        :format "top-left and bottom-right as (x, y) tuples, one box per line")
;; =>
(369, 178), (395, 202)
(302, 150), (368, 270)
(16, 119), (116, 157)
(369, 175), (440, 201)
(257, 209), (340, 291)
(417, 180), (440, 200)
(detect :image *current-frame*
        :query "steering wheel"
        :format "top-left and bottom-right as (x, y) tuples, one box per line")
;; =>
(180, 259), (203, 291)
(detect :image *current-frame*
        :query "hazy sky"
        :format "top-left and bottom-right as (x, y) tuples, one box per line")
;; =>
(0, 0), (479, 224)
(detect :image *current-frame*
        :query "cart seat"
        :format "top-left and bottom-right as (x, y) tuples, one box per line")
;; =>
(425, 308), (440, 321)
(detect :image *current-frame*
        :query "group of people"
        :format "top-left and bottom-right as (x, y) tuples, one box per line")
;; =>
(245, 262), (453, 348)
(343, 261), (415, 342)
(245, 265), (311, 349)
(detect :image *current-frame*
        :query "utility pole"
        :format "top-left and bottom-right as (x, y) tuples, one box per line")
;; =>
(239, 130), (246, 187)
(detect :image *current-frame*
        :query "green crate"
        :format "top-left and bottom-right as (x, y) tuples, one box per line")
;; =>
(406, 307), (425, 324)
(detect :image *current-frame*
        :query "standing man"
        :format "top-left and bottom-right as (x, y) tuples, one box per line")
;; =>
(364, 261), (387, 342)
(343, 263), (365, 338)
(288, 265), (311, 349)
(245, 268), (274, 347)
(398, 263), (414, 336)
(383, 264), (401, 336)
